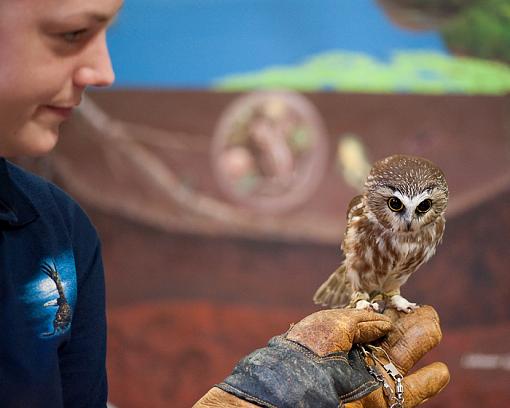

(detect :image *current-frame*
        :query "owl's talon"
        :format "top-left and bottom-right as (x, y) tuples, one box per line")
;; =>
(390, 295), (419, 313)
(355, 300), (370, 310)
(403, 306), (415, 313)
(355, 300), (380, 312)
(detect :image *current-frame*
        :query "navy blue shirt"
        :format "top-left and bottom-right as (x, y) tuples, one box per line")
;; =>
(0, 158), (107, 407)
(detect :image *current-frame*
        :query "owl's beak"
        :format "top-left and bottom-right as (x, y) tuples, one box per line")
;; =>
(404, 214), (414, 231)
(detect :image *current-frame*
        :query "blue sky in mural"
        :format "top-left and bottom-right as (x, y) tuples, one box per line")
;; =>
(107, 0), (447, 88)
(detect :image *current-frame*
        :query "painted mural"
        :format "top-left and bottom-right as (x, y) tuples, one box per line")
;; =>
(108, 0), (510, 93)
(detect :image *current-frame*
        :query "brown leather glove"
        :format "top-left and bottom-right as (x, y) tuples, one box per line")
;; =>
(195, 308), (391, 408)
(346, 305), (450, 408)
(194, 306), (449, 408)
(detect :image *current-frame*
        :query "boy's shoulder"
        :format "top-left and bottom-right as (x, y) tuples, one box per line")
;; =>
(5, 160), (95, 235)
(6, 160), (74, 210)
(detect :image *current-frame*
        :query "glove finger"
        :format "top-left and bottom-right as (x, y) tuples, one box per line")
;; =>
(353, 311), (393, 344)
(403, 362), (450, 408)
(346, 360), (449, 408)
(380, 305), (442, 374)
(287, 309), (392, 356)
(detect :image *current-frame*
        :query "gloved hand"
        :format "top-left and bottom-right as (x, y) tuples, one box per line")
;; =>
(194, 306), (449, 408)
(346, 306), (449, 408)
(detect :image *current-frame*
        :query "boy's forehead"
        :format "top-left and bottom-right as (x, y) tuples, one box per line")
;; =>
(3, 0), (123, 20)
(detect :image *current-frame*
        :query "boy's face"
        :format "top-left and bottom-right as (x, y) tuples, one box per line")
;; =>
(0, 0), (123, 157)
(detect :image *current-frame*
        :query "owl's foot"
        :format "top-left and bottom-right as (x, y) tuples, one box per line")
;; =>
(349, 291), (380, 312)
(390, 295), (419, 313)
(355, 300), (380, 312)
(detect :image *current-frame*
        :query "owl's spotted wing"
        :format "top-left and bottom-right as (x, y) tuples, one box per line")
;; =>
(342, 194), (364, 254)
(313, 195), (364, 307)
(313, 264), (351, 307)
(346, 194), (364, 221)
(313, 195), (363, 307)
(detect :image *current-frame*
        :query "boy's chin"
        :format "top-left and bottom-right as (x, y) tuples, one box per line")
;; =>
(10, 123), (60, 158)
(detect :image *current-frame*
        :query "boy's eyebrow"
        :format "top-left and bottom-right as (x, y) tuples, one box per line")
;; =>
(93, 2), (124, 24)
(69, 10), (120, 24)
(55, 2), (124, 24)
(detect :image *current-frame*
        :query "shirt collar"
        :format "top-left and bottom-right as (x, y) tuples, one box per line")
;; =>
(0, 158), (39, 228)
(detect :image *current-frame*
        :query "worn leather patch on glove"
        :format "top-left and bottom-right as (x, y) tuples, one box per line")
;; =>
(217, 336), (381, 408)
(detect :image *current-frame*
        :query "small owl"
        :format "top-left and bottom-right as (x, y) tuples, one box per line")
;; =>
(313, 154), (448, 312)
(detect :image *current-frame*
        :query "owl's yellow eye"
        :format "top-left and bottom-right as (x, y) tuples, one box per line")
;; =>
(388, 197), (404, 212)
(416, 199), (432, 213)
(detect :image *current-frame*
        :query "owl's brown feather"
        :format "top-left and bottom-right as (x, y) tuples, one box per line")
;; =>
(346, 195), (364, 219)
(314, 155), (448, 312)
(313, 264), (349, 307)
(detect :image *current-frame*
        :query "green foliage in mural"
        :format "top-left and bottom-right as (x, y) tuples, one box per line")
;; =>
(215, 51), (510, 95)
(379, 0), (510, 64)
(440, 0), (510, 64)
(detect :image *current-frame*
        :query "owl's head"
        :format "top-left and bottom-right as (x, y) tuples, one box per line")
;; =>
(364, 155), (448, 233)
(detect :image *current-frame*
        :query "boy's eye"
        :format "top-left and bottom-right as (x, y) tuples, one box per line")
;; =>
(60, 28), (89, 42)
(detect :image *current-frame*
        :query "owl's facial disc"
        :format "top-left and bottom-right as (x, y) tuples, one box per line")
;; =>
(389, 190), (432, 232)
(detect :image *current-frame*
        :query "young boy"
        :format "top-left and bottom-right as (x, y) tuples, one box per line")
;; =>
(0, 1), (119, 406)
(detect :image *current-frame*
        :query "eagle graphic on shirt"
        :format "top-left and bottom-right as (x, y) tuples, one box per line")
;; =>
(20, 253), (76, 338)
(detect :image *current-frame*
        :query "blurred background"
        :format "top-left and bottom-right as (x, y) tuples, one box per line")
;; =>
(20, 0), (510, 406)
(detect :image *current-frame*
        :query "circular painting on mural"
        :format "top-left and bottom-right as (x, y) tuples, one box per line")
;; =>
(211, 91), (328, 213)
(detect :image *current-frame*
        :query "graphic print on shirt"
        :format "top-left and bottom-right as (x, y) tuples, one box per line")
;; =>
(40, 261), (72, 336)
(20, 252), (77, 338)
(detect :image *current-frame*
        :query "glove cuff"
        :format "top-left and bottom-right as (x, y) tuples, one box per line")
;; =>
(216, 336), (380, 408)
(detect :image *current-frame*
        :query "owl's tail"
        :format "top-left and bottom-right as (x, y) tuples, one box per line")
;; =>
(313, 264), (350, 308)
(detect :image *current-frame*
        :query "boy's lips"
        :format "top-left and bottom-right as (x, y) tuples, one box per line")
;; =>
(42, 105), (75, 119)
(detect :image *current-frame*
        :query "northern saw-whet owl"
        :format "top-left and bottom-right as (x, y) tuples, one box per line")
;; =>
(313, 154), (448, 312)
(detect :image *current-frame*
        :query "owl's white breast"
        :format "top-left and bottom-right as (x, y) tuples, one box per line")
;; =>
(343, 214), (443, 294)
